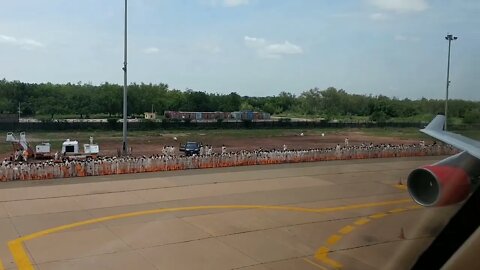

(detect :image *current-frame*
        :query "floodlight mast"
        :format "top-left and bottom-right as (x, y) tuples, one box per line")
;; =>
(122, 0), (128, 155)
(444, 34), (457, 131)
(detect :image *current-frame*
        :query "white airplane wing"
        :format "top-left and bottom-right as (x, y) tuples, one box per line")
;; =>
(421, 115), (480, 160)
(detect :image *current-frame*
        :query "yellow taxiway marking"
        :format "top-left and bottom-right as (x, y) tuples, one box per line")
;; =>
(312, 204), (420, 269)
(315, 246), (343, 269)
(8, 241), (32, 270)
(389, 208), (408, 214)
(303, 258), (329, 270)
(315, 246), (330, 258)
(369, 212), (388, 219)
(0, 257), (5, 270)
(353, 217), (370, 226)
(326, 234), (343, 246)
(7, 198), (413, 270)
(394, 184), (408, 190)
(338, 225), (355, 235)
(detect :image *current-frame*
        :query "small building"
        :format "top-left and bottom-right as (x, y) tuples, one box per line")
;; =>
(84, 136), (100, 154)
(62, 139), (79, 154)
(144, 112), (157, 120)
(35, 143), (51, 154)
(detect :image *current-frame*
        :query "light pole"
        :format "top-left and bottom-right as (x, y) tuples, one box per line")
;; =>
(444, 34), (457, 131)
(122, 0), (128, 155)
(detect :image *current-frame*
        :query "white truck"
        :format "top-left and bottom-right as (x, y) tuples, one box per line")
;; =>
(61, 137), (100, 160)
(5, 132), (100, 161)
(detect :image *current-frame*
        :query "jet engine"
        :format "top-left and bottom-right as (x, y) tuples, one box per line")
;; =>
(408, 152), (480, 207)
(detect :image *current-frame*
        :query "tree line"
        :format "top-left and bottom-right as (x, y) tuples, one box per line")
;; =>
(0, 79), (479, 123)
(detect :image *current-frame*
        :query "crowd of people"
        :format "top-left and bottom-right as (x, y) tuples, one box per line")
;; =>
(0, 142), (456, 182)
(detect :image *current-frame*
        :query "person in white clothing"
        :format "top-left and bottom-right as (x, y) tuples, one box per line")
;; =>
(221, 145), (226, 155)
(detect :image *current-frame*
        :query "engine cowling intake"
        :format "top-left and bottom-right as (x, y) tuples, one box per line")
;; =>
(407, 151), (480, 207)
(407, 165), (471, 207)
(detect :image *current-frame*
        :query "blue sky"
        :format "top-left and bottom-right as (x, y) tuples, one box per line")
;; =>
(0, 0), (479, 100)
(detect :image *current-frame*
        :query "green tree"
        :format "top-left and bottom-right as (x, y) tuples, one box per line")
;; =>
(370, 111), (389, 122)
(98, 83), (122, 117)
(239, 101), (254, 111)
(464, 109), (480, 124)
(181, 90), (213, 111)
(298, 88), (323, 115)
(276, 91), (296, 113)
(218, 92), (241, 112)
(0, 97), (9, 114)
(1, 78), (480, 122)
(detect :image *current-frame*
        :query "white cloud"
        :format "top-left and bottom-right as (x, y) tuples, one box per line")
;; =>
(204, 0), (250, 7)
(199, 43), (222, 54)
(368, 0), (428, 13)
(331, 13), (358, 19)
(265, 42), (302, 55)
(370, 13), (389, 21)
(223, 0), (249, 7)
(244, 36), (303, 59)
(394, 34), (420, 42)
(0, 34), (44, 50)
(23, 39), (44, 47)
(0, 35), (16, 43)
(244, 36), (267, 48)
(143, 47), (160, 54)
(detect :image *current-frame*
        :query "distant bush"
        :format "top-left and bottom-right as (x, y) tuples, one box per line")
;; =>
(369, 111), (389, 122)
(38, 116), (53, 123)
(242, 119), (252, 128)
(464, 109), (480, 124)
(162, 118), (181, 123)
(278, 118), (291, 123)
(107, 118), (119, 129)
(141, 119), (158, 130)
(107, 118), (119, 124)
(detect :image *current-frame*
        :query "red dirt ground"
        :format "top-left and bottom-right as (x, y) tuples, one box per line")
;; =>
(106, 132), (422, 157)
(1, 131), (424, 160)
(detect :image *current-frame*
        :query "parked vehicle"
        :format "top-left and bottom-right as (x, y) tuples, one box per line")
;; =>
(179, 142), (202, 156)
(5, 132), (100, 161)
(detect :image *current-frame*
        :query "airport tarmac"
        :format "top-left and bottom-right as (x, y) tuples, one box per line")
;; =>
(0, 157), (459, 270)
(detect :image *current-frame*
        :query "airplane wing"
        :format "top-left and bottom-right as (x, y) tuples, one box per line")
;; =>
(407, 115), (480, 268)
(421, 115), (480, 160)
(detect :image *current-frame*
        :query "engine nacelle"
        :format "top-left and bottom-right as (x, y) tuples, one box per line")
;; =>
(407, 165), (471, 207)
(408, 151), (480, 207)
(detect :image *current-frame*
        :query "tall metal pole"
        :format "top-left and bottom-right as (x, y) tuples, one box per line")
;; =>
(122, 0), (128, 155)
(444, 34), (457, 131)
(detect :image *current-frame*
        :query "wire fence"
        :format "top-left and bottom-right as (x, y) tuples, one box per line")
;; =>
(0, 120), (431, 131)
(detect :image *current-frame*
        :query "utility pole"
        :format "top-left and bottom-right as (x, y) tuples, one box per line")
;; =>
(444, 34), (457, 131)
(122, 0), (128, 155)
